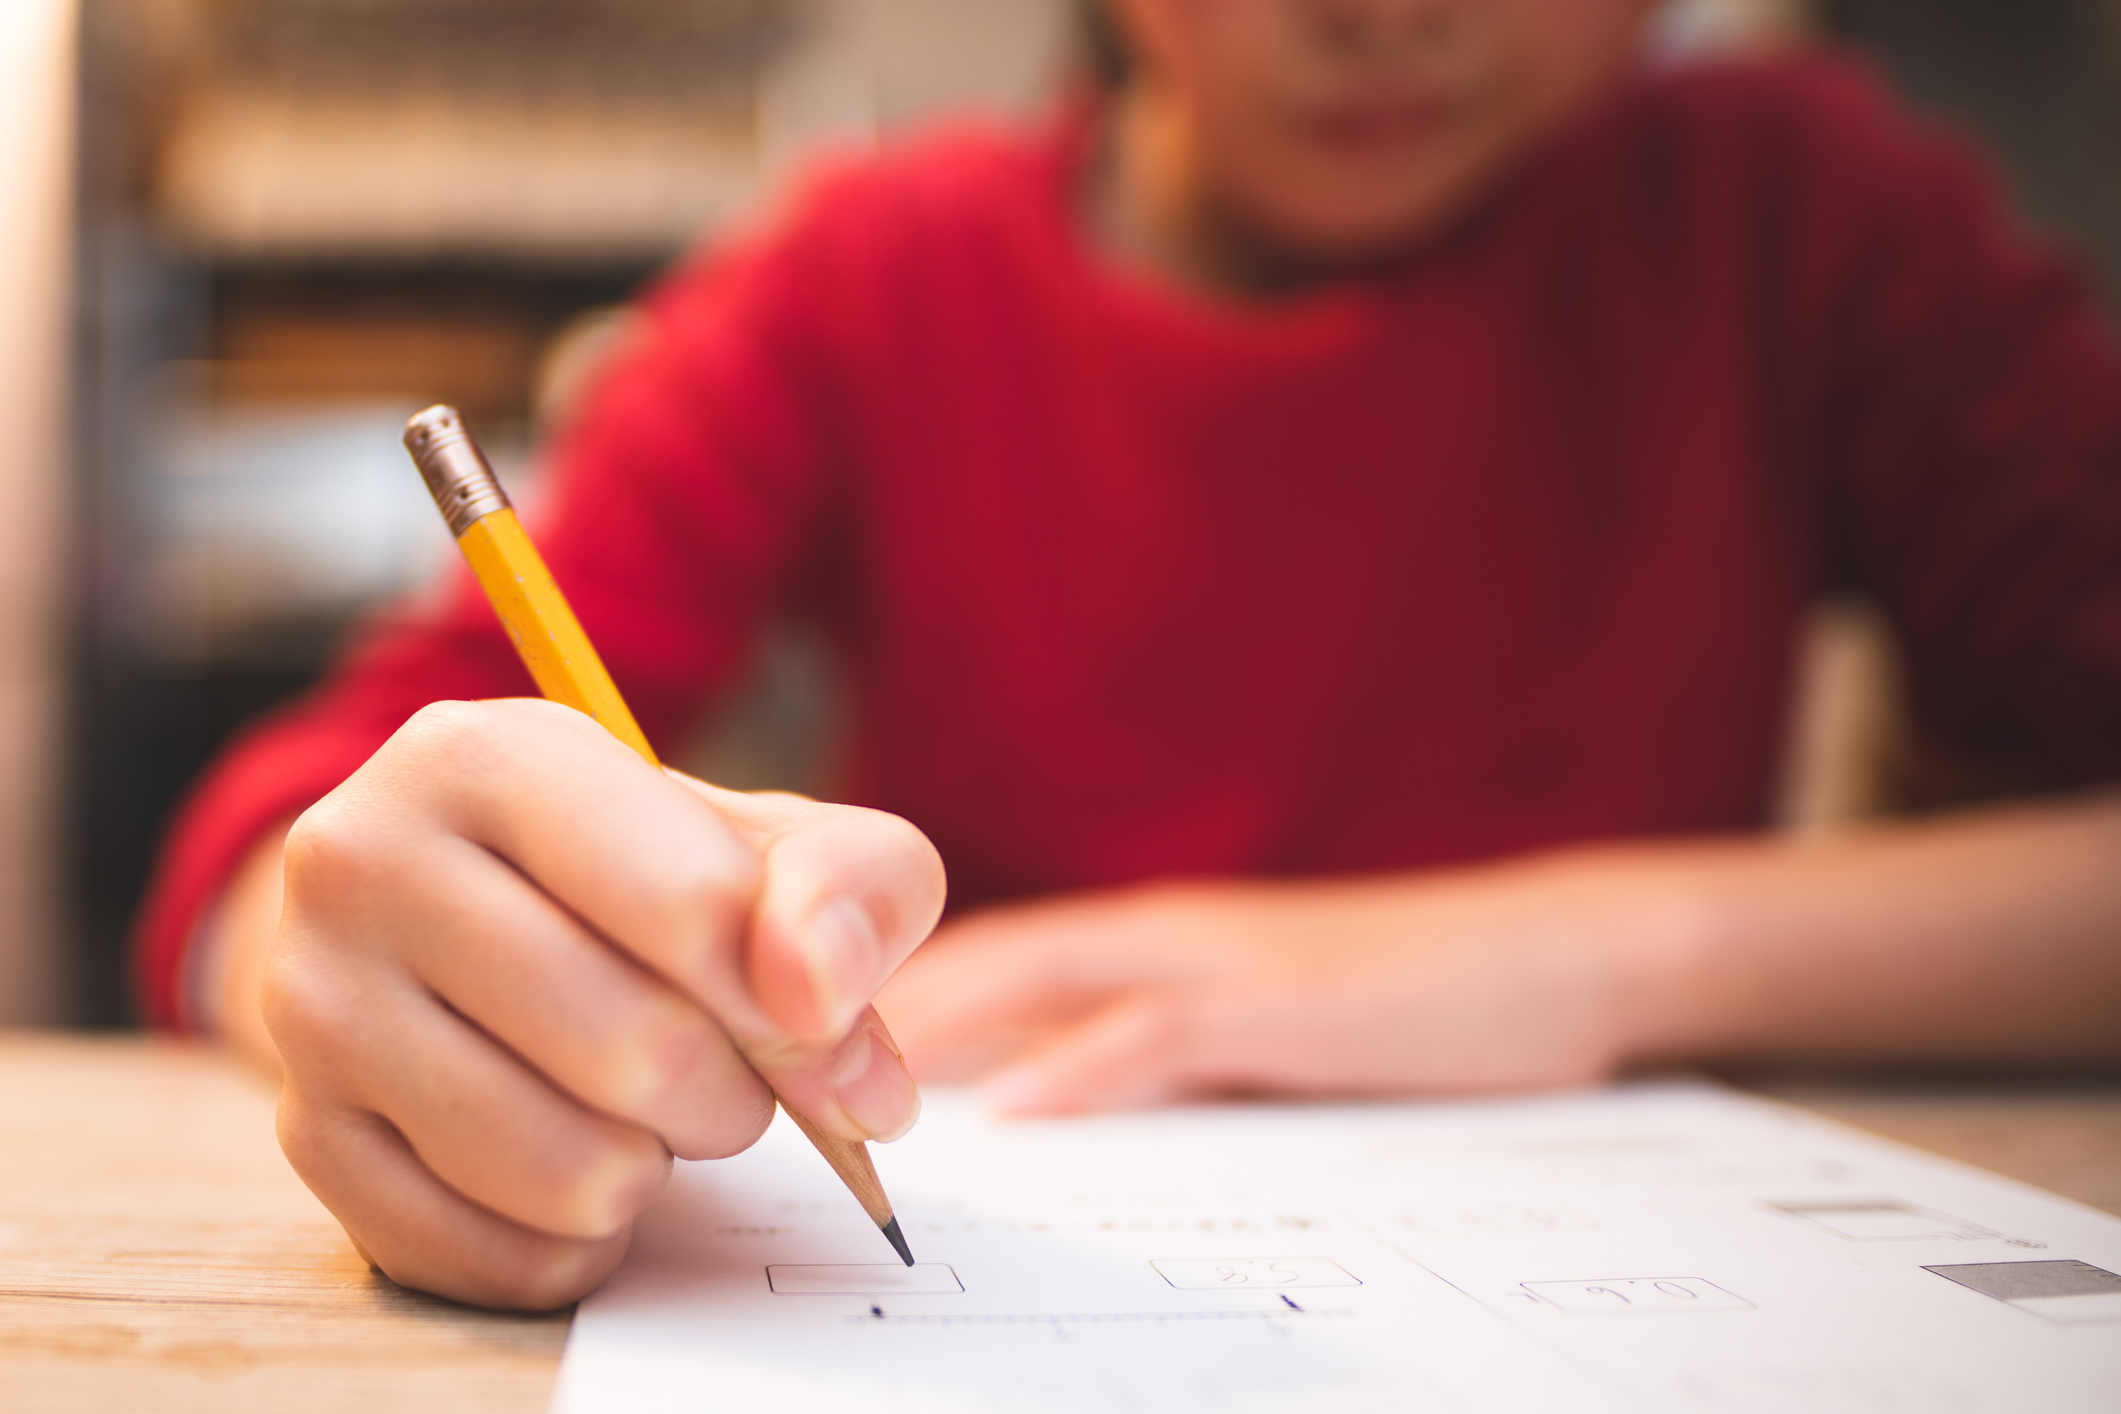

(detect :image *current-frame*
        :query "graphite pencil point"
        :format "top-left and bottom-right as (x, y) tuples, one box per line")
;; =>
(882, 1216), (915, 1267)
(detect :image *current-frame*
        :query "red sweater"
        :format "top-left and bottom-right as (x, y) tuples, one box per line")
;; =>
(138, 55), (2121, 1028)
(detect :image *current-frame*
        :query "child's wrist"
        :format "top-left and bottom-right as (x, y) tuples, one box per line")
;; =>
(1587, 846), (1750, 1069)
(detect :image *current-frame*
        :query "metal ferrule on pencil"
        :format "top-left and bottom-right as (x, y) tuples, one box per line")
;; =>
(404, 404), (512, 537)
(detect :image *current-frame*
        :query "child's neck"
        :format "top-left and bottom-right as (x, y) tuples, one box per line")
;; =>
(1089, 83), (1341, 302)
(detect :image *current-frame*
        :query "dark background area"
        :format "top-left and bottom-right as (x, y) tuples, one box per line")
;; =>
(1825, 0), (2121, 304)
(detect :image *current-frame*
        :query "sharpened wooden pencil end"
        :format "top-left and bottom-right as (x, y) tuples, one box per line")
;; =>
(882, 1216), (914, 1267)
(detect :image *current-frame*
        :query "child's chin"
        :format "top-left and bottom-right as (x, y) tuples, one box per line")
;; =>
(1218, 155), (1488, 264)
(1251, 197), (1461, 269)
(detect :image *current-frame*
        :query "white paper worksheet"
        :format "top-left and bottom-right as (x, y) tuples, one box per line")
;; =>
(550, 1082), (2121, 1414)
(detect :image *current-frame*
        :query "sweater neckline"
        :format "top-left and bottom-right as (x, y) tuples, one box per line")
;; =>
(1018, 100), (1388, 355)
(1010, 65), (1669, 356)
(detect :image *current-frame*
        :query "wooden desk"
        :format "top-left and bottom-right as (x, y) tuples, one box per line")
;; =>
(3, 1035), (564, 1413)
(6, 1034), (2120, 1412)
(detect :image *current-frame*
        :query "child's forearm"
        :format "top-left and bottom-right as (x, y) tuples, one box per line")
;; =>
(884, 790), (2121, 1111)
(1634, 791), (2121, 1064)
(195, 817), (296, 1076)
(209, 788), (2121, 1098)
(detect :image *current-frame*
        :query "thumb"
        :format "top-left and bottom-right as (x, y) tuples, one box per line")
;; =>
(979, 994), (1201, 1115)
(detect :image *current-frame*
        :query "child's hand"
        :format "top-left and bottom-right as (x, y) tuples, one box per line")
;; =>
(263, 698), (944, 1309)
(878, 853), (1699, 1113)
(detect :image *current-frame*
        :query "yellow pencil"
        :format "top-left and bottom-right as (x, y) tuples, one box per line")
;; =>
(403, 404), (913, 1268)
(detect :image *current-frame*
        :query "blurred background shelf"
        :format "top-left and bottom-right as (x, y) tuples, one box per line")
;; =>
(152, 0), (777, 264)
(67, 0), (1078, 1023)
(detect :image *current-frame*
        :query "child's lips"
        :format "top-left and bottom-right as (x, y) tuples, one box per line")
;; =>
(1300, 92), (1457, 154)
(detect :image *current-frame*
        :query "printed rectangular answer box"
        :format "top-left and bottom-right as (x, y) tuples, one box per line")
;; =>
(1771, 1197), (1994, 1241)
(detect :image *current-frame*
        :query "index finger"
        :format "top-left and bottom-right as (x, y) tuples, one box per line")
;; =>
(395, 698), (943, 1065)
(383, 699), (771, 1023)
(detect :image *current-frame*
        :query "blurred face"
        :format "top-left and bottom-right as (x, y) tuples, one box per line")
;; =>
(1109, 0), (1662, 262)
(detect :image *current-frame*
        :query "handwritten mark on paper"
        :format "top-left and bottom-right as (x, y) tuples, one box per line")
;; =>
(1522, 1277), (1754, 1314)
(1152, 1258), (1360, 1291)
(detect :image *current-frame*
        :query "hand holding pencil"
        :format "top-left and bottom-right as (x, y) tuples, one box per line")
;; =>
(258, 409), (943, 1310)
(403, 405), (923, 1264)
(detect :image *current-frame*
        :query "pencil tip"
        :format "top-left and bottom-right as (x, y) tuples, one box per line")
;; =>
(881, 1216), (914, 1267)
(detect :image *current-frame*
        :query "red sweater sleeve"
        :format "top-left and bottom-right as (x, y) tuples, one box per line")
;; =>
(1779, 65), (2121, 783)
(132, 189), (858, 1029)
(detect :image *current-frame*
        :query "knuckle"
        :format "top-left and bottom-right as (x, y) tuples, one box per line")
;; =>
(663, 852), (755, 931)
(393, 698), (488, 760)
(281, 797), (367, 895)
(258, 949), (357, 1063)
(272, 1088), (329, 1177)
(583, 1001), (778, 1163)
(484, 1236), (628, 1312)
(632, 1006), (722, 1100)
(540, 1125), (670, 1239)
(385, 698), (569, 785)
(577, 1001), (716, 1119)
(704, 1089), (778, 1159)
(371, 1228), (623, 1312)
(670, 1080), (777, 1162)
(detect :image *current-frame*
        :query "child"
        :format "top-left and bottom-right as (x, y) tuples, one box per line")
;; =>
(141, 0), (2121, 1310)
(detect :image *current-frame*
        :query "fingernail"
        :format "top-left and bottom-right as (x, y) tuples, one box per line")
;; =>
(797, 895), (883, 1036)
(833, 1026), (921, 1142)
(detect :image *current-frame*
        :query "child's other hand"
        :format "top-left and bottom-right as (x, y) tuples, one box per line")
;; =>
(878, 854), (1701, 1113)
(264, 698), (944, 1309)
